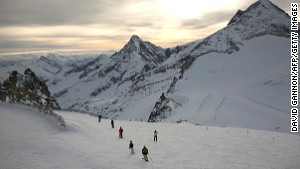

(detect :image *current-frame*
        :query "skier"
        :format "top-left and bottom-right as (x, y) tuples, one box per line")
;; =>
(142, 145), (149, 162)
(111, 119), (114, 128)
(98, 115), (102, 122)
(119, 127), (123, 138)
(129, 140), (135, 154)
(154, 130), (158, 142)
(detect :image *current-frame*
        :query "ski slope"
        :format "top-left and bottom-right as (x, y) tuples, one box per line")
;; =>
(167, 36), (291, 132)
(0, 103), (299, 169)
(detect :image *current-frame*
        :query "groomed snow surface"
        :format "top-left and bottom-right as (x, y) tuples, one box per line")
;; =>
(1, 103), (299, 169)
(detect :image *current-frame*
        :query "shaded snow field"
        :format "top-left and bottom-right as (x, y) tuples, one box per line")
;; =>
(1, 103), (299, 169)
(162, 36), (291, 132)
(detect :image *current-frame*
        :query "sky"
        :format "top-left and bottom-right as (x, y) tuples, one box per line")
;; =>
(0, 0), (294, 54)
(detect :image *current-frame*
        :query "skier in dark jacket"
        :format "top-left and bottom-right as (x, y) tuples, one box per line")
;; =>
(142, 145), (148, 161)
(154, 130), (158, 142)
(119, 127), (123, 138)
(111, 119), (114, 128)
(129, 140), (135, 154)
(98, 115), (102, 122)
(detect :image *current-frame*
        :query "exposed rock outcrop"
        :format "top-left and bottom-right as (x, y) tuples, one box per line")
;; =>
(0, 68), (60, 110)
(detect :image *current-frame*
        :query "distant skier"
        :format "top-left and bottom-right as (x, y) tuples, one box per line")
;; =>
(98, 115), (102, 122)
(119, 127), (123, 138)
(111, 119), (114, 128)
(129, 140), (135, 154)
(154, 130), (158, 142)
(142, 145), (149, 162)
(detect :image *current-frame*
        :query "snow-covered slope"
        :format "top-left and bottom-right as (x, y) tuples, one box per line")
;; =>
(1, 104), (299, 169)
(168, 35), (290, 131)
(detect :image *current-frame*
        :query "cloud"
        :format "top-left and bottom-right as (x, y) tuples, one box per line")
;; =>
(0, 0), (131, 26)
(125, 22), (155, 28)
(0, 34), (134, 51)
(0, 0), (293, 54)
(179, 0), (293, 30)
(0, 0), (163, 28)
(0, 0), (292, 27)
(0, 40), (70, 49)
(180, 11), (235, 30)
(271, 0), (294, 14)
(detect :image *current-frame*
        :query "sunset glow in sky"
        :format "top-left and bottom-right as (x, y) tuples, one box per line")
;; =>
(0, 0), (293, 54)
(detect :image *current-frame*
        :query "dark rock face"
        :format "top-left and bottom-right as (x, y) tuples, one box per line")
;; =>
(228, 10), (244, 25)
(65, 56), (103, 79)
(0, 68), (60, 110)
(148, 92), (172, 122)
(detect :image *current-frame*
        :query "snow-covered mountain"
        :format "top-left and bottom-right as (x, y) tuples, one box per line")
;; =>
(168, 0), (290, 61)
(114, 35), (169, 66)
(0, 52), (104, 82)
(0, 0), (292, 133)
(50, 34), (170, 113)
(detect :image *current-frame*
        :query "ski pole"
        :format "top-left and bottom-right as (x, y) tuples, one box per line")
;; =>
(148, 154), (153, 162)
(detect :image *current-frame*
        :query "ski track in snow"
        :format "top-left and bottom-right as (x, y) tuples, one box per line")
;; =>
(195, 94), (226, 124)
(1, 103), (300, 169)
(197, 94), (212, 114)
(246, 96), (289, 114)
(215, 97), (226, 112)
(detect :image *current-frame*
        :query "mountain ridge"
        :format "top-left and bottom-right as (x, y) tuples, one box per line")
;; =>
(0, 0), (292, 132)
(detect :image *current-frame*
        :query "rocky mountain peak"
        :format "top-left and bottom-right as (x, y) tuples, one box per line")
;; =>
(0, 68), (60, 110)
(228, 0), (288, 25)
(112, 35), (168, 66)
(226, 0), (290, 39)
(129, 35), (143, 45)
(188, 0), (290, 57)
(118, 35), (144, 54)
